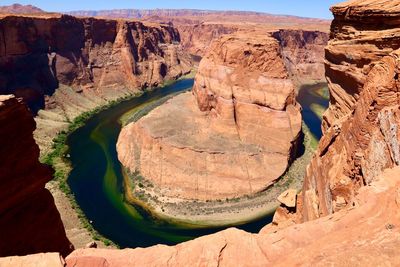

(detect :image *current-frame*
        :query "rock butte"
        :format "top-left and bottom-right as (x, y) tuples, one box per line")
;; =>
(4, 0), (400, 266)
(117, 33), (302, 200)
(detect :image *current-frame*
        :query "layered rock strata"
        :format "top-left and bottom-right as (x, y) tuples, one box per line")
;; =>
(293, 0), (400, 222)
(0, 14), (191, 114)
(0, 14), (191, 152)
(0, 95), (72, 257)
(273, 29), (329, 84)
(324, 0), (400, 131)
(117, 33), (302, 200)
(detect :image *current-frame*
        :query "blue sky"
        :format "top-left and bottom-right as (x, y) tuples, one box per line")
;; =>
(2, 1), (344, 19)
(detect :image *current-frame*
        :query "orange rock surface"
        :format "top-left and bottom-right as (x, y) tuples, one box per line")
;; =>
(297, 0), (400, 222)
(117, 33), (302, 200)
(0, 14), (191, 114)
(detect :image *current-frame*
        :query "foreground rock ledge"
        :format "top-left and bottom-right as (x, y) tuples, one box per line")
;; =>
(117, 33), (302, 200)
(3, 165), (399, 266)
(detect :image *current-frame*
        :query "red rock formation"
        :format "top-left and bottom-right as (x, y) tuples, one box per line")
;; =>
(0, 253), (65, 267)
(0, 95), (72, 257)
(295, 0), (400, 222)
(117, 33), (302, 200)
(68, 8), (330, 59)
(0, 4), (44, 14)
(273, 29), (329, 84)
(0, 14), (191, 114)
(176, 24), (238, 57)
(4, 1), (400, 265)
(324, 0), (400, 131)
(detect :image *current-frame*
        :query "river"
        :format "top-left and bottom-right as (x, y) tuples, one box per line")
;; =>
(67, 79), (328, 248)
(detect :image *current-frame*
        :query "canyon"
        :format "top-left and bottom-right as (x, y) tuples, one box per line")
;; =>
(62, 1), (400, 265)
(0, 13), (191, 153)
(2, 0), (400, 266)
(114, 14), (328, 223)
(117, 32), (302, 209)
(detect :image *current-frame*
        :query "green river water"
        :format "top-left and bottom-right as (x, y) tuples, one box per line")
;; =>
(67, 79), (328, 248)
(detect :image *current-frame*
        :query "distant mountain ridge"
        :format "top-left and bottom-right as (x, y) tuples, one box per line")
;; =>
(0, 3), (44, 14)
(68, 8), (329, 24)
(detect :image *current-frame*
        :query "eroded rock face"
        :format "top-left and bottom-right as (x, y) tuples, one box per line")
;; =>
(176, 24), (239, 57)
(0, 14), (191, 114)
(324, 0), (400, 131)
(0, 95), (72, 257)
(273, 29), (329, 84)
(295, 0), (400, 222)
(117, 33), (302, 200)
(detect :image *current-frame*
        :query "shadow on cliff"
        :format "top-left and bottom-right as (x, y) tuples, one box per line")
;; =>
(0, 53), (58, 114)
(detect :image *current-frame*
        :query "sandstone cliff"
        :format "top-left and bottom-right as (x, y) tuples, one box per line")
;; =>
(0, 95), (72, 257)
(273, 29), (329, 84)
(117, 33), (302, 201)
(0, 14), (192, 153)
(0, 14), (191, 114)
(175, 24), (239, 57)
(3, 0), (400, 265)
(69, 8), (330, 60)
(293, 0), (400, 222)
(66, 1), (400, 265)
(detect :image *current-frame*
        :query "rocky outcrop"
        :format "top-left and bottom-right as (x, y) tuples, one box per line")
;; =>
(292, 0), (400, 222)
(117, 33), (302, 200)
(323, 0), (400, 131)
(0, 14), (191, 114)
(0, 253), (65, 267)
(69, 9), (330, 59)
(273, 29), (329, 84)
(176, 24), (238, 57)
(0, 95), (72, 257)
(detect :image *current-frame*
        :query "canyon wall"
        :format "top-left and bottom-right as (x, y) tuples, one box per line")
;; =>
(117, 32), (302, 200)
(273, 29), (329, 84)
(61, 1), (400, 265)
(293, 0), (400, 222)
(0, 95), (72, 257)
(0, 14), (191, 114)
(4, 0), (400, 265)
(175, 24), (238, 57)
(0, 14), (191, 153)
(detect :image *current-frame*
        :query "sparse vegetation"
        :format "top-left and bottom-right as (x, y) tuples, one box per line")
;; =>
(40, 93), (147, 248)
